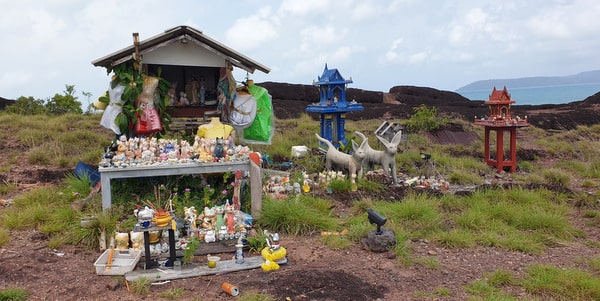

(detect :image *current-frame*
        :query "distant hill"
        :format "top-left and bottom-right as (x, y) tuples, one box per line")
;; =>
(456, 70), (600, 92)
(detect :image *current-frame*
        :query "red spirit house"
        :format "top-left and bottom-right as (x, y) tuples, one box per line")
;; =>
(474, 86), (528, 172)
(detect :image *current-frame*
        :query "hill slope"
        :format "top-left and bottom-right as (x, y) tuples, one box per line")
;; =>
(456, 70), (600, 91)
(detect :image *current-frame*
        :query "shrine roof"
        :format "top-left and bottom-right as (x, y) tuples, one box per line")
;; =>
(92, 25), (270, 74)
(314, 64), (353, 85)
(486, 86), (515, 104)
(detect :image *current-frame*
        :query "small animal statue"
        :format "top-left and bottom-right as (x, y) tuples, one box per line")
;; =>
(224, 200), (236, 234)
(204, 230), (216, 243)
(130, 231), (144, 250)
(114, 232), (129, 249)
(184, 206), (198, 230)
(354, 130), (403, 185)
(315, 133), (368, 179)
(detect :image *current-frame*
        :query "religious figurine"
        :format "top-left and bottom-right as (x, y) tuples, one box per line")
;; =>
(199, 76), (207, 105)
(179, 91), (189, 106)
(187, 77), (200, 105)
(168, 82), (178, 106)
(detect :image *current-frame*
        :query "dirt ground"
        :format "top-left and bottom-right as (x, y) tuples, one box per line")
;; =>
(1, 89), (600, 300)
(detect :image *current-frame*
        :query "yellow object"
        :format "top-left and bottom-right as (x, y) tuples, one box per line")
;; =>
(207, 256), (220, 268)
(260, 246), (287, 272)
(153, 214), (172, 228)
(197, 117), (234, 139)
(106, 248), (114, 271)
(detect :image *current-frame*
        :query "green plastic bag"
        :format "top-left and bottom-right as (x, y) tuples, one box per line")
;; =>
(242, 84), (274, 144)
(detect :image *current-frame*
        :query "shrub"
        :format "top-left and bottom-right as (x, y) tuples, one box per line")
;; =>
(405, 105), (448, 132)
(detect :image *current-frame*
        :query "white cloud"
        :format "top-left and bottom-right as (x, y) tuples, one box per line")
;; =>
(278, 0), (332, 16)
(1, 0), (600, 99)
(225, 7), (279, 51)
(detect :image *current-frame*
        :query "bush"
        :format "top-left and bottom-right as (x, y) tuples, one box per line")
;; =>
(405, 105), (448, 132)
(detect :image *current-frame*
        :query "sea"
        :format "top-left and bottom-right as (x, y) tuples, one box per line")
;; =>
(457, 83), (600, 105)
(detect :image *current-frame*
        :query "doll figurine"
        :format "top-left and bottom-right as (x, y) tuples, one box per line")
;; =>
(224, 200), (236, 234)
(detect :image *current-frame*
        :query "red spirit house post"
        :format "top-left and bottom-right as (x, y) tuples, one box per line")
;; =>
(474, 86), (528, 172)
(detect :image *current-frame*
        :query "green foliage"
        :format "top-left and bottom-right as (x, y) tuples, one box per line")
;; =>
(246, 228), (269, 254)
(158, 288), (186, 300)
(356, 178), (386, 193)
(0, 287), (29, 301)
(5, 96), (46, 115)
(542, 168), (571, 187)
(106, 62), (171, 137)
(183, 237), (200, 265)
(521, 264), (600, 300)
(330, 178), (351, 192)
(434, 229), (476, 248)
(405, 104), (448, 132)
(0, 180), (17, 195)
(0, 228), (9, 247)
(257, 195), (339, 235)
(320, 234), (353, 250)
(415, 256), (439, 269)
(238, 292), (276, 301)
(130, 277), (152, 296)
(438, 188), (580, 254)
(45, 85), (83, 115)
(465, 279), (514, 300)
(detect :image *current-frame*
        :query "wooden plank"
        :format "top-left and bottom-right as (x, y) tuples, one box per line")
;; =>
(124, 256), (287, 282)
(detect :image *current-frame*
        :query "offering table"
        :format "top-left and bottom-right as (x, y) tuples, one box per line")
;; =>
(99, 159), (262, 218)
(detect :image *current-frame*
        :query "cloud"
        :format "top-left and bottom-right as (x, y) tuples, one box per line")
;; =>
(225, 7), (279, 51)
(278, 0), (332, 15)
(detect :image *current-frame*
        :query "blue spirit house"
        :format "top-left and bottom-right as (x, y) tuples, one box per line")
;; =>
(306, 64), (364, 149)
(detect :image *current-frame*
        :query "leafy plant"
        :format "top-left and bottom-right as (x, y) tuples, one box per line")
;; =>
(102, 61), (172, 137)
(405, 104), (448, 132)
(183, 237), (200, 265)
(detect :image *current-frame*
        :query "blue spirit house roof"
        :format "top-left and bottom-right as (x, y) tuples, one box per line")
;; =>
(306, 64), (364, 114)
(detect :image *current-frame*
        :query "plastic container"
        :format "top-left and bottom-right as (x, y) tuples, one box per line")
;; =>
(94, 249), (141, 275)
(207, 256), (220, 268)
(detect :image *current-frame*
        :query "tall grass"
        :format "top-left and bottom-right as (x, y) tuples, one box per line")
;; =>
(521, 264), (600, 300)
(257, 195), (339, 235)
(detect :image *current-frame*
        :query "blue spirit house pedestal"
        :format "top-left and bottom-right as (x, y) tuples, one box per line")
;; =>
(306, 64), (364, 149)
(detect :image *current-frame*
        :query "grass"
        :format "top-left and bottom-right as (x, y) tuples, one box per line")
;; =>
(521, 264), (600, 300)
(2, 113), (600, 299)
(0, 287), (29, 301)
(158, 287), (186, 300)
(257, 195), (339, 235)
(129, 277), (152, 296)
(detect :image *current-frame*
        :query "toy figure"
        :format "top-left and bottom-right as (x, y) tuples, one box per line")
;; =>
(224, 200), (236, 234)
(184, 206), (198, 230)
(115, 232), (129, 249)
(204, 230), (216, 243)
(214, 205), (225, 230)
(199, 76), (206, 105)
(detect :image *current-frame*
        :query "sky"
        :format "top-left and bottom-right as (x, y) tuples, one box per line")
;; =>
(2, 0), (600, 106)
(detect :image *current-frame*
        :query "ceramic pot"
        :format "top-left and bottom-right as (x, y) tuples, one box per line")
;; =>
(153, 211), (172, 227)
(148, 230), (161, 244)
